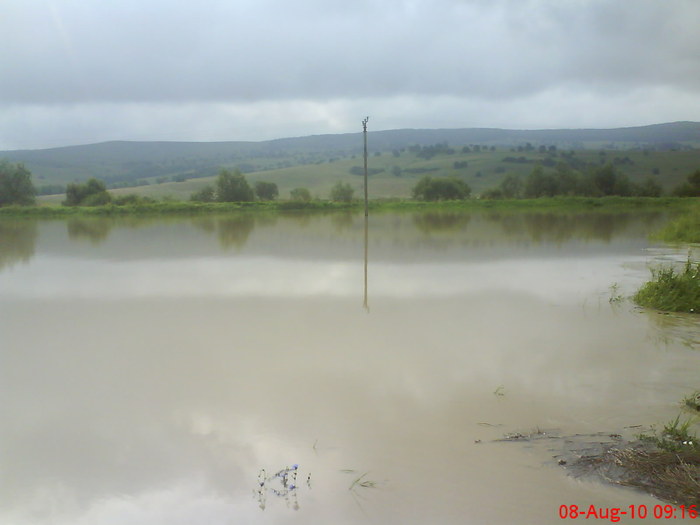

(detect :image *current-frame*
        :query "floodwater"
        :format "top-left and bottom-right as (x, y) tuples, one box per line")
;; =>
(1, 210), (699, 525)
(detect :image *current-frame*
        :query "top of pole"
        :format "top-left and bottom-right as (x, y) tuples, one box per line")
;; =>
(362, 116), (369, 132)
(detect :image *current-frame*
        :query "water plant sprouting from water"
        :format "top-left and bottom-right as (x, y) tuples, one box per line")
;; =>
(255, 464), (310, 511)
(348, 471), (378, 491)
(608, 282), (624, 304)
(639, 414), (699, 454)
(634, 257), (700, 314)
(683, 391), (700, 412)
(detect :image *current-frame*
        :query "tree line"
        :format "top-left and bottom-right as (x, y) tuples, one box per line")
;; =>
(189, 168), (355, 203)
(480, 163), (695, 199)
(2, 160), (700, 207)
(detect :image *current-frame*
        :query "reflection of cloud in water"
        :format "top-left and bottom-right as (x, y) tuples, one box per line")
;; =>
(2, 294), (695, 524)
(0, 254), (650, 303)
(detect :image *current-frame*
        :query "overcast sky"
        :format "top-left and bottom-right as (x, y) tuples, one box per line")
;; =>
(2, 0), (699, 150)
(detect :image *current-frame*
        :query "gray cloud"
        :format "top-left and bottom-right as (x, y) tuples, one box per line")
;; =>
(1, 0), (700, 149)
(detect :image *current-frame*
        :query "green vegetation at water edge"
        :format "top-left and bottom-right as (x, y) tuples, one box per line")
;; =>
(653, 206), (700, 244)
(684, 392), (700, 412)
(1, 195), (695, 219)
(640, 414), (699, 454)
(0, 199), (357, 217)
(634, 259), (700, 313)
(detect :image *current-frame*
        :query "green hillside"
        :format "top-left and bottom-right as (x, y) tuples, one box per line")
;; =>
(4, 122), (699, 202)
(32, 145), (698, 205)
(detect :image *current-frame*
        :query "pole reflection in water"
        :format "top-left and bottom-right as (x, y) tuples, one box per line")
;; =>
(363, 213), (369, 313)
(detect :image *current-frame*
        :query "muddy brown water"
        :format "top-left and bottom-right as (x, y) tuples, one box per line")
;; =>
(1, 211), (699, 524)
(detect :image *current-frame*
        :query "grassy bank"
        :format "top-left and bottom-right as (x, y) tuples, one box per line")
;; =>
(0, 200), (357, 218)
(653, 205), (700, 244)
(372, 196), (694, 212)
(570, 396), (700, 508)
(1, 196), (695, 218)
(634, 259), (700, 313)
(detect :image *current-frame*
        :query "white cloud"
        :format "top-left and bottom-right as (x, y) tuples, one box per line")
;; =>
(1, 0), (699, 148)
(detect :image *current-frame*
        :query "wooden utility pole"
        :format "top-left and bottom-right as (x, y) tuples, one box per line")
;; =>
(362, 116), (370, 311)
(362, 117), (369, 217)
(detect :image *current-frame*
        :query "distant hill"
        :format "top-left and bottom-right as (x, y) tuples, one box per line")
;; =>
(2, 121), (699, 195)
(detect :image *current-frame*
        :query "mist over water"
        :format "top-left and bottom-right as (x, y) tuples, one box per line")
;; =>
(1, 211), (698, 524)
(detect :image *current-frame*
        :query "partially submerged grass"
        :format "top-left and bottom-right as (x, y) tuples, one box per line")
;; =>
(620, 416), (699, 506)
(608, 282), (624, 304)
(640, 415), (700, 454)
(569, 414), (700, 507)
(683, 391), (700, 412)
(605, 448), (700, 507)
(633, 258), (700, 313)
(348, 472), (378, 491)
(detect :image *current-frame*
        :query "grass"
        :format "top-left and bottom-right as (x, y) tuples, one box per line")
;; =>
(573, 411), (700, 507)
(633, 258), (700, 313)
(640, 415), (700, 454)
(348, 472), (378, 491)
(653, 205), (700, 244)
(608, 282), (624, 304)
(627, 415), (700, 506)
(0, 199), (355, 218)
(4, 196), (694, 219)
(605, 448), (700, 507)
(684, 391), (700, 412)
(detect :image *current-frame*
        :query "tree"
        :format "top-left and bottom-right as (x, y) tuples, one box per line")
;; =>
(63, 178), (111, 206)
(412, 176), (471, 201)
(190, 185), (215, 202)
(0, 160), (36, 206)
(524, 166), (558, 198)
(554, 163), (579, 196)
(635, 176), (663, 197)
(254, 181), (279, 201)
(290, 187), (311, 202)
(672, 169), (700, 197)
(592, 164), (618, 196)
(499, 174), (523, 199)
(215, 168), (254, 202)
(330, 181), (354, 202)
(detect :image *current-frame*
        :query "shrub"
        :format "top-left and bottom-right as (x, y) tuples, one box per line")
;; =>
(190, 186), (215, 202)
(113, 194), (156, 205)
(254, 181), (279, 201)
(290, 187), (311, 202)
(63, 178), (111, 206)
(330, 181), (354, 202)
(634, 259), (700, 313)
(412, 176), (471, 201)
(215, 168), (254, 202)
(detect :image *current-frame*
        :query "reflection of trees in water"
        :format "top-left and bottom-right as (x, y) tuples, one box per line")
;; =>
(67, 218), (115, 244)
(66, 216), (168, 244)
(254, 213), (278, 229)
(487, 211), (663, 243)
(216, 215), (256, 250)
(190, 217), (217, 234)
(331, 211), (356, 232)
(187, 214), (273, 250)
(0, 220), (37, 270)
(412, 212), (472, 234)
(280, 211), (313, 228)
